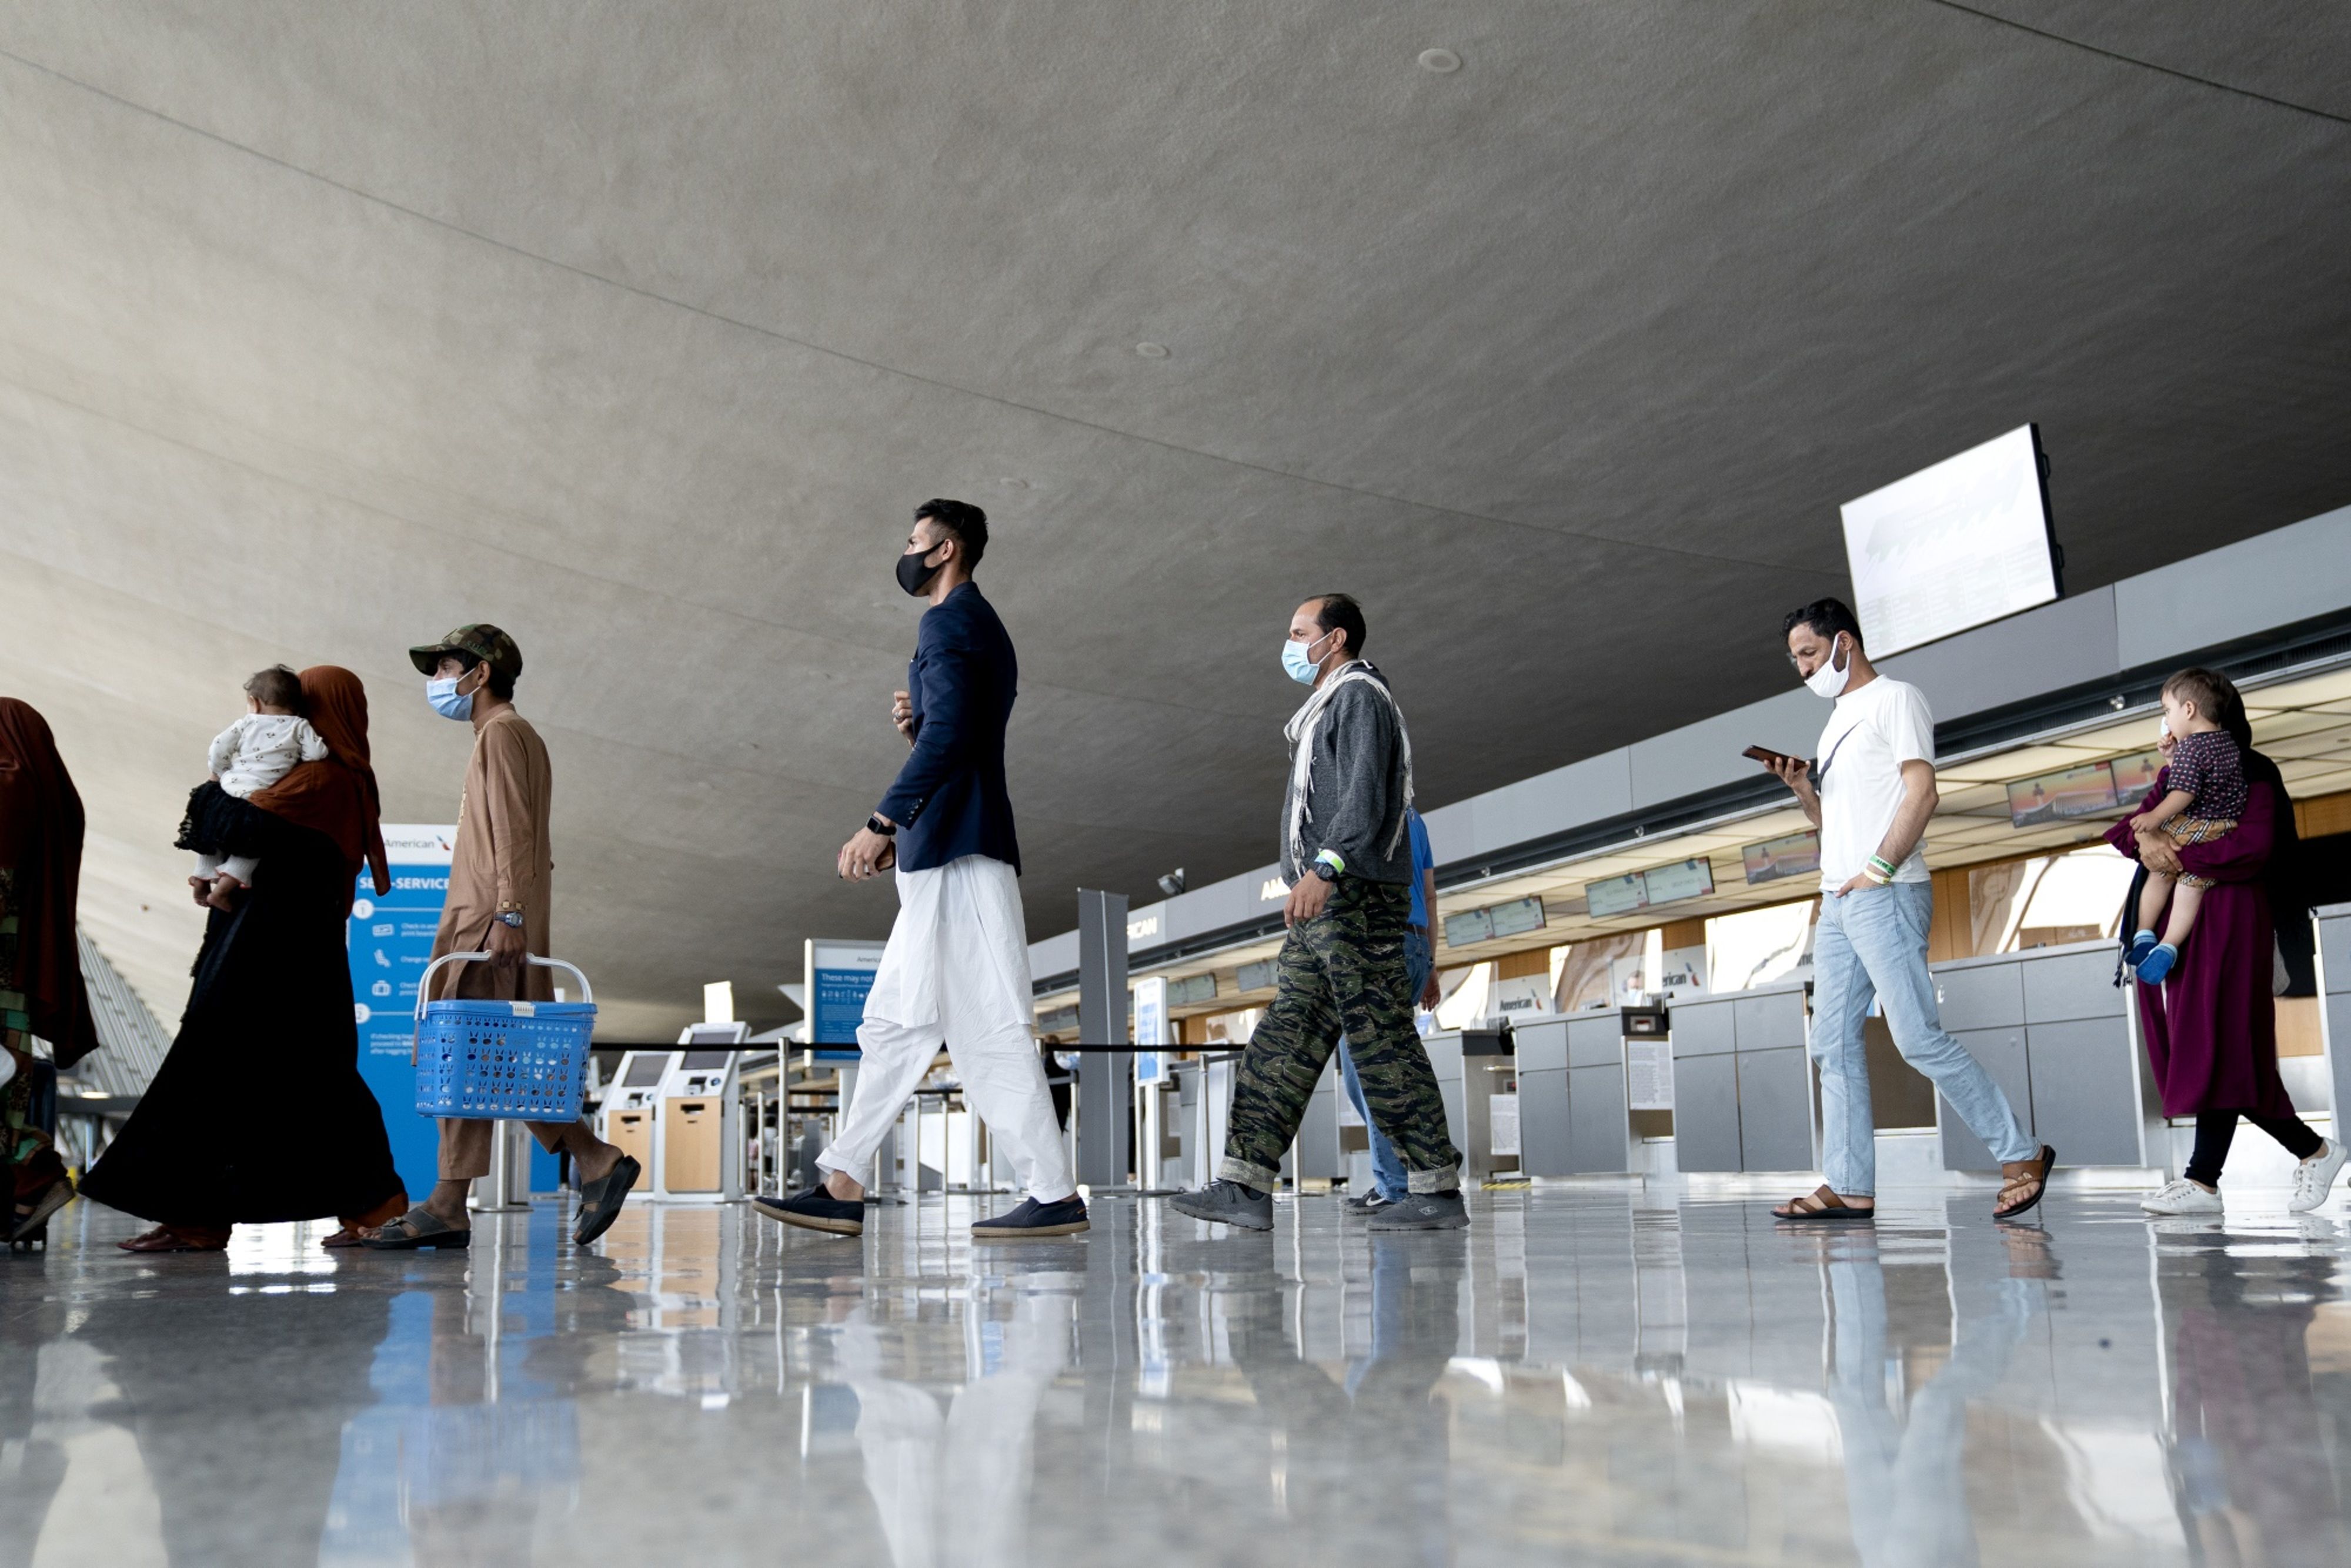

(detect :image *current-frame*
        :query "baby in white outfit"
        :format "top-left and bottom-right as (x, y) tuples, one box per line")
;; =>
(186, 666), (328, 909)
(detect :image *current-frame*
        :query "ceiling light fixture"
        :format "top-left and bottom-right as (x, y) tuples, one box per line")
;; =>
(1418, 48), (1461, 74)
(1135, 341), (1170, 359)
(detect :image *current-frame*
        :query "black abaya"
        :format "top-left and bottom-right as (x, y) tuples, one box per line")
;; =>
(82, 800), (405, 1226)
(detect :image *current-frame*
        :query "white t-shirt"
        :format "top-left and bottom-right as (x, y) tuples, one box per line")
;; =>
(1815, 676), (1934, 890)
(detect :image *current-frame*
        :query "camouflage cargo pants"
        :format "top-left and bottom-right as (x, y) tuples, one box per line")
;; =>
(1220, 878), (1461, 1193)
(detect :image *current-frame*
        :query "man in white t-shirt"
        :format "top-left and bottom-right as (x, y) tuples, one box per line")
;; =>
(1759, 598), (2055, 1223)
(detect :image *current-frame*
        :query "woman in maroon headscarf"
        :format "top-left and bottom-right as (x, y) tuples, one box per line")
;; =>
(82, 666), (408, 1250)
(2106, 669), (2342, 1212)
(0, 699), (99, 1245)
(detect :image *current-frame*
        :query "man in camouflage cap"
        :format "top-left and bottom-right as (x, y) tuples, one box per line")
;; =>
(367, 623), (642, 1251)
(407, 623), (523, 686)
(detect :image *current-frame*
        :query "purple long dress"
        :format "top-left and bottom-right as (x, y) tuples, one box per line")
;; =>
(2104, 775), (2293, 1118)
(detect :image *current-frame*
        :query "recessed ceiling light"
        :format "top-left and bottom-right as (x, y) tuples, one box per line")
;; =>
(1418, 48), (1461, 74)
(1135, 342), (1170, 359)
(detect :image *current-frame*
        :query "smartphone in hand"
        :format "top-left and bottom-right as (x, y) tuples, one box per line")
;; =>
(1742, 744), (1793, 767)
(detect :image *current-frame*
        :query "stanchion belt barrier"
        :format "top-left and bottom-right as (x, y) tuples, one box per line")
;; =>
(799, 1043), (1244, 1055)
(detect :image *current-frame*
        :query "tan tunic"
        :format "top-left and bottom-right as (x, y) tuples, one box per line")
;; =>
(427, 708), (554, 1004)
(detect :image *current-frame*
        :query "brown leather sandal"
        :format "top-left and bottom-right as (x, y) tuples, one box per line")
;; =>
(1772, 1185), (1875, 1222)
(1995, 1144), (2058, 1221)
(118, 1223), (231, 1253)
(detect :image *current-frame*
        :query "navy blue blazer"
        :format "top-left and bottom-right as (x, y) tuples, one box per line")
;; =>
(876, 581), (1022, 874)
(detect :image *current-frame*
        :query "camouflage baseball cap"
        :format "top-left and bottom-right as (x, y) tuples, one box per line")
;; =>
(408, 623), (523, 681)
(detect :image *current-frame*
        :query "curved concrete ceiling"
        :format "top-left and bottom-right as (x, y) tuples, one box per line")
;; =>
(5, 3), (2347, 1038)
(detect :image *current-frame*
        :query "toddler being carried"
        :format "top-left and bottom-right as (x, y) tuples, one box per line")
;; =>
(175, 665), (329, 910)
(2125, 668), (2245, 984)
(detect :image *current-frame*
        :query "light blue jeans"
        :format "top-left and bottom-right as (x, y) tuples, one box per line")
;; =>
(1338, 928), (1435, 1202)
(1812, 879), (2034, 1196)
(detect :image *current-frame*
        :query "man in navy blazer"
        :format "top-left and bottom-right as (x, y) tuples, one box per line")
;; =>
(871, 547), (1022, 877)
(755, 500), (1086, 1242)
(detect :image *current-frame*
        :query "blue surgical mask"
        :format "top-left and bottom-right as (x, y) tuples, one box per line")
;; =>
(426, 675), (473, 722)
(1283, 629), (1334, 686)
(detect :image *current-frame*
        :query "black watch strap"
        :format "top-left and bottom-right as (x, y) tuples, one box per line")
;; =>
(867, 814), (897, 837)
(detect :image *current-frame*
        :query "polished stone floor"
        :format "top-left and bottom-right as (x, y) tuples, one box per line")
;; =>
(6, 1183), (2351, 1567)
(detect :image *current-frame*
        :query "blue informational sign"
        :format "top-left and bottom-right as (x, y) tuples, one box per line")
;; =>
(1132, 975), (1168, 1084)
(349, 824), (456, 1200)
(805, 938), (887, 1058)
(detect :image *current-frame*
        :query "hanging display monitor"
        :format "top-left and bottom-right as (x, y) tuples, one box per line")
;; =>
(2005, 761), (2119, 828)
(1839, 424), (2059, 656)
(1742, 830), (1822, 887)
(1442, 907), (1494, 947)
(1641, 858), (1717, 905)
(2109, 749), (2163, 801)
(1585, 874), (1648, 919)
(1486, 896), (1547, 940)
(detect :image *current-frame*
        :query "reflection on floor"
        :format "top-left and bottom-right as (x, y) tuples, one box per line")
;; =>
(5, 1186), (2350, 1566)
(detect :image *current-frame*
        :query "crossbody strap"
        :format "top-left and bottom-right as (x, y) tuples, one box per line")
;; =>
(1812, 721), (1860, 787)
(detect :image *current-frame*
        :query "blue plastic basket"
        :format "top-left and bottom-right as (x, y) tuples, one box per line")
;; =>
(412, 952), (597, 1121)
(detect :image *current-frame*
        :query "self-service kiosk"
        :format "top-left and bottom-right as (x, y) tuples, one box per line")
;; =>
(597, 1025), (747, 1202)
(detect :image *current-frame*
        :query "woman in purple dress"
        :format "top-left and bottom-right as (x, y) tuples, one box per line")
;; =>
(2107, 669), (2345, 1215)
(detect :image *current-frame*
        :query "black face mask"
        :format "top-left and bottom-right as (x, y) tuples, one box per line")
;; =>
(896, 545), (944, 597)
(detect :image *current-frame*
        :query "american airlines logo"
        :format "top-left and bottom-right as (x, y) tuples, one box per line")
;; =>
(1259, 877), (1288, 902)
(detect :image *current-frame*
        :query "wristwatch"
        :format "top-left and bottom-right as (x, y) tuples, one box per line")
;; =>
(866, 814), (897, 837)
(496, 910), (525, 929)
(1312, 860), (1340, 883)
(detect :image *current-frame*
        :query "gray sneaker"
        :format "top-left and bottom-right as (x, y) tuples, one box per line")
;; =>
(1366, 1191), (1470, 1231)
(1168, 1179), (1274, 1232)
(1345, 1191), (1396, 1215)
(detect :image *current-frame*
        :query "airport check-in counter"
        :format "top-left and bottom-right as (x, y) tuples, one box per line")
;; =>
(1290, 1057), (1347, 1182)
(1167, 1055), (1236, 1193)
(1667, 982), (1818, 1173)
(1421, 1029), (1511, 1183)
(1928, 937), (2159, 1171)
(1515, 1012), (1642, 1175)
(2320, 901), (2351, 1125)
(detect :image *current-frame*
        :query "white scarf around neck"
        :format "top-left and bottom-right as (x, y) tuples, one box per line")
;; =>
(1283, 660), (1415, 872)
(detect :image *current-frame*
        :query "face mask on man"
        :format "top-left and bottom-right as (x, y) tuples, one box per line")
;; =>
(426, 673), (474, 722)
(1803, 633), (1852, 700)
(896, 542), (946, 597)
(1283, 628), (1335, 686)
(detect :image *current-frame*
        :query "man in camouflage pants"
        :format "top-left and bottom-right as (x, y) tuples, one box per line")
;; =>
(1171, 594), (1465, 1233)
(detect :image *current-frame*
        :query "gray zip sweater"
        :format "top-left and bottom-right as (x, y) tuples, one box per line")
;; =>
(1279, 670), (1413, 886)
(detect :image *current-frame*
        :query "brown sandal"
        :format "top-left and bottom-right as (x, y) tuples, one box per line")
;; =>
(1995, 1144), (2058, 1221)
(1772, 1185), (1875, 1222)
(118, 1223), (231, 1253)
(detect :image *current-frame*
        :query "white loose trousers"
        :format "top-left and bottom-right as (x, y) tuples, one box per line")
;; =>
(817, 854), (1074, 1202)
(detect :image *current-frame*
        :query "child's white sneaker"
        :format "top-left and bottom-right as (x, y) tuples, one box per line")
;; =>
(2142, 1178), (2222, 1215)
(2289, 1139), (2348, 1213)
